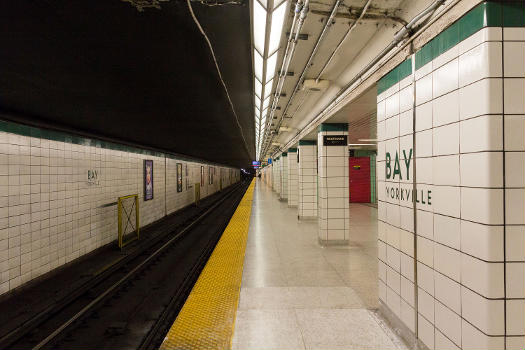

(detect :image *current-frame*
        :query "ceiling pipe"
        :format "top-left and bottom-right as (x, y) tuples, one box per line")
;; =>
(277, 0), (343, 126)
(315, 0), (372, 82)
(263, 0), (340, 156)
(269, 0), (446, 158)
(262, 0), (309, 144)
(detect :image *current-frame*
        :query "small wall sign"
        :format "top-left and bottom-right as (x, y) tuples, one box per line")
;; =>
(87, 170), (100, 186)
(323, 135), (347, 146)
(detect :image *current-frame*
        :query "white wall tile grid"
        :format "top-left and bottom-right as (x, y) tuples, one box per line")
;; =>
(0, 130), (239, 296)
(273, 158), (281, 194)
(317, 130), (349, 242)
(377, 26), (524, 350)
(280, 155), (288, 200)
(287, 151), (298, 207)
(298, 144), (318, 219)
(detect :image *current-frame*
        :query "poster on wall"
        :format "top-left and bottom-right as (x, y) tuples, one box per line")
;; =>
(185, 164), (189, 190)
(209, 167), (213, 185)
(200, 166), (204, 186)
(144, 160), (154, 201)
(176, 163), (183, 193)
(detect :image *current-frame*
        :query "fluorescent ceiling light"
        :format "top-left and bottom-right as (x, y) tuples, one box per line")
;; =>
(255, 95), (261, 107)
(254, 49), (264, 81)
(357, 138), (377, 142)
(262, 96), (270, 110)
(264, 79), (273, 99)
(253, 1), (266, 53)
(347, 143), (376, 146)
(265, 52), (277, 83)
(255, 79), (262, 98)
(268, 2), (287, 54)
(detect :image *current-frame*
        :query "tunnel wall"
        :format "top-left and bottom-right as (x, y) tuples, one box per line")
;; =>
(377, 2), (524, 349)
(0, 120), (239, 296)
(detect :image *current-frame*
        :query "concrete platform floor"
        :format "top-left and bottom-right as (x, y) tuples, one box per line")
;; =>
(232, 179), (408, 350)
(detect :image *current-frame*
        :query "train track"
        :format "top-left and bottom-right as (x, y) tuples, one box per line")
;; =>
(0, 181), (250, 350)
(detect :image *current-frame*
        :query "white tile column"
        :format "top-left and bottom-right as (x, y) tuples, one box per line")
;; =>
(273, 157), (280, 194)
(279, 153), (288, 201)
(298, 140), (317, 219)
(376, 14), (525, 349)
(317, 124), (349, 244)
(287, 148), (298, 207)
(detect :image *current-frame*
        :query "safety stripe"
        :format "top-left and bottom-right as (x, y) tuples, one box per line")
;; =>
(159, 179), (255, 350)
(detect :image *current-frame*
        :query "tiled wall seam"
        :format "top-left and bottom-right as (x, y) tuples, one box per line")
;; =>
(377, 18), (524, 350)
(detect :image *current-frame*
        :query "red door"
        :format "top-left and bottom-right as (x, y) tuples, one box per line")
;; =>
(349, 157), (371, 203)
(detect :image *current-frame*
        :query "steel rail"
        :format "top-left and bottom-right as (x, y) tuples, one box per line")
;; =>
(30, 184), (244, 350)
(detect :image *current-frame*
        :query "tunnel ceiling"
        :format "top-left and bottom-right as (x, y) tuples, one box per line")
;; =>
(0, 0), (255, 168)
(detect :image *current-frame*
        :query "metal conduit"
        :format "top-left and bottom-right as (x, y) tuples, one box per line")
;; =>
(268, 0), (446, 157)
(263, 0), (310, 147)
(315, 0), (373, 82)
(278, 0), (343, 126)
(263, 0), (340, 155)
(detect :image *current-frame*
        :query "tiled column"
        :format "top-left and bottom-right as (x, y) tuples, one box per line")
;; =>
(377, 4), (525, 349)
(279, 153), (288, 201)
(298, 140), (317, 219)
(317, 124), (349, 244)
(287, 148), (298, 207)
(273, 157), (280, 194)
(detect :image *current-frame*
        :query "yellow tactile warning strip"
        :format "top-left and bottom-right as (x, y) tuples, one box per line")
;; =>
(159, 180), (255, 350)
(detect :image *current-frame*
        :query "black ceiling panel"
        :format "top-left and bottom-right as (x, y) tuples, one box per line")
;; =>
(0, 0), (254, 167)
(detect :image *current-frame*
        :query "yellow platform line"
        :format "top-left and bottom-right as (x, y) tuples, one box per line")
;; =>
(159, 180), (255, 350)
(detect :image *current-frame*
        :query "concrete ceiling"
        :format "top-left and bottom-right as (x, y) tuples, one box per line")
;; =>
(0, 0), (255, 168)
(263, 0), (435, 156)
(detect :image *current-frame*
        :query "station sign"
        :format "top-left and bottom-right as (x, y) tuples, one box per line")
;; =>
(268, 158), (272, 164)
(323, 135), (347, 146)
(252, 161), (261, 167)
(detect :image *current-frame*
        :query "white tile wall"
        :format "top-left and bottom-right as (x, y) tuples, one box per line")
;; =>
(287, 151), (298, 207)
(0, 128), (238, 296)
(298, 144), (317, 219)
(317, 129), (349, 242)
(377, 25), (525, 349)
(280, 155), (288, 200)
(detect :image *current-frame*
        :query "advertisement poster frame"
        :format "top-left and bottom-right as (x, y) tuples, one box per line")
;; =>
(144, 160), (154, 201)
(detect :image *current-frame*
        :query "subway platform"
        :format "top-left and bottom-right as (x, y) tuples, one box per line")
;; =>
(161, 178), (408, 350)
(232, 179), (406, 350)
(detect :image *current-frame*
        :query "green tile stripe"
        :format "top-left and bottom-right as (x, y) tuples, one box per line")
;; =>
(414, 1), (525, 70)
(378, 0), (525, 95)
(377, 58), (412, 95)
(287, 148), (298, 152)
(0, 118), (229, 167)
(298, 140), (317, 145)
(318, 123), (348, 132)
(282, 152), (288, 156)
